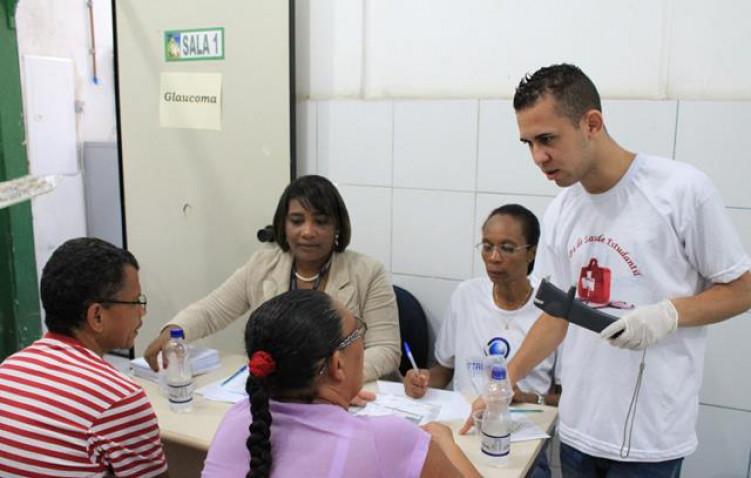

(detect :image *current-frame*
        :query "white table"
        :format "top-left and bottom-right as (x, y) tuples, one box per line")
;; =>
(136, 354), (558, 477)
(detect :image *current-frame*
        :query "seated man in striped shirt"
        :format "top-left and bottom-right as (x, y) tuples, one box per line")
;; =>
(0, 237), (168, 478)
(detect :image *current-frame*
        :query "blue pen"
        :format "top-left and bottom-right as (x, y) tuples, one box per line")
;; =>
(403, 342), (419, 372)
(221, 365), (247, 386)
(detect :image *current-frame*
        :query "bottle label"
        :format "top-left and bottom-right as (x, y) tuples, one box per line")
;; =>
(168, 381), (194, 404)
(481, 431), (510, 457)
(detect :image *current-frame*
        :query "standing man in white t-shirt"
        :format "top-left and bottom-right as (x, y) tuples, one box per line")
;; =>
(462, 64), (751, 477)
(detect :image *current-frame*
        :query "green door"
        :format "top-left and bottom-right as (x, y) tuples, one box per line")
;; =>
(0, 0), (42, 360)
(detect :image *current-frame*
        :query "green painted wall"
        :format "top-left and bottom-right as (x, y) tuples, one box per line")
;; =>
(0, 0), (42, 360)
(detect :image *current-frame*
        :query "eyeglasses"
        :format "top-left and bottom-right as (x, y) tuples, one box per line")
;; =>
(475, 242), (531, 257)
(336, 316), (368, 350)
(318, 316), (368, 375)
(97, 293), (148, 312)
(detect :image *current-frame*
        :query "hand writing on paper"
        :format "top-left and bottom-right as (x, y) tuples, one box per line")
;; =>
(404, 369), (430, 399)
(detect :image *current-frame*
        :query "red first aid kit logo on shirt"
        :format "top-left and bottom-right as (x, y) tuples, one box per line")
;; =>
(578, 258), (611, 305)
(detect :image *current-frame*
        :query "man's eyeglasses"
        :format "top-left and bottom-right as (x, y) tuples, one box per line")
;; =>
(336, 316), (368, 350)
(97, 294), (148, 312)
(475, 242), (531, 257)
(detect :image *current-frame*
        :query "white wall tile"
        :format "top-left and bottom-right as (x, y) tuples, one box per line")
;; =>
(668, 0), (751, 98)
(700, 312), (751, 411)
(365, 1), (667, 98)
(392, 189), (475, 279)
(337, 185), (391, 271)
(727, 208), (751, 257)
(393, 100), (478, 191)
(473, 194), (554, 277)
(318, 100), (392, 186)
(296, 100), (317, 176)
(391, 273), (461, 360)
(297, 0), (363, 98)
(477, 100), (558, 196)
(675, 101), (751, 209)
(683, 406), (751, 477)
(602, 100), (677, 160)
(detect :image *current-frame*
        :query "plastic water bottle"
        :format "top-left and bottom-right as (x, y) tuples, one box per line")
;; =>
(164, 329), (193, 412)
(481, 364), (513, 465)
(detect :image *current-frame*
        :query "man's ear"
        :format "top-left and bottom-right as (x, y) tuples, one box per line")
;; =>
(85, 302), (106, 333)
(583, 109), (604, 137)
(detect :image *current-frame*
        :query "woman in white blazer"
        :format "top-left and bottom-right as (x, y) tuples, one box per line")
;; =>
(144, 175), (401, 382)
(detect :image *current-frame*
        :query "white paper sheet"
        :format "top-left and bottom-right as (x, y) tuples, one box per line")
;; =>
(196, 366), (249, 403)
(160, 72), (222, 130)
(375, 380), (471, 422)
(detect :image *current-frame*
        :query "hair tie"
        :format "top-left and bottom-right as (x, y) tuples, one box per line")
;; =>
(249, 350), (276, 378)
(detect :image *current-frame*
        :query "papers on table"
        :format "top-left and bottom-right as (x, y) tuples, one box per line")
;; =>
(374, 380), (471, 422)
(508, 411), (550, 442)
(195, 374), (549, 442)
(351, 393), (440, 425)
(371, 381), (549, 442)
(130, 346), (221, 383)
(196, 366), (249, 403)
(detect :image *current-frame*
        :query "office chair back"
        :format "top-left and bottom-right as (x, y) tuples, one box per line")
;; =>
(393, 285), (430, 376)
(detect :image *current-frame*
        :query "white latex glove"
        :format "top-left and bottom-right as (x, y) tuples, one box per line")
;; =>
(600, 300), (679, 350)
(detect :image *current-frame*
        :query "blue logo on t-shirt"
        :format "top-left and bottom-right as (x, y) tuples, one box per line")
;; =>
(486, 337), (511, 358)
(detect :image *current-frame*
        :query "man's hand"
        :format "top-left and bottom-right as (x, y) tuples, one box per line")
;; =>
(459, 397), (486, 435)
(600, 299), (678, 350)
(404, 368), (430, 398)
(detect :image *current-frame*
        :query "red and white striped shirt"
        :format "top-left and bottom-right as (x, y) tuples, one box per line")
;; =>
(0, 333), (167, 478)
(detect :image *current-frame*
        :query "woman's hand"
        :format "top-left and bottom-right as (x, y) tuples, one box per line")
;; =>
(421, 422), (456, 451)
(404, 369), (430, 398)
(459, 396), (486, 435)
(143, 327), (177, 372)
(350, 388), (377, 407)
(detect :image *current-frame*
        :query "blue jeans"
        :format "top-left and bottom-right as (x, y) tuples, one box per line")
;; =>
(526, 440), (551, 478)
(560, 442), (683, 478)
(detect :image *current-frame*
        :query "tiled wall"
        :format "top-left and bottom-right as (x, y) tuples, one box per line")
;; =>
(298, 98), (751, 476)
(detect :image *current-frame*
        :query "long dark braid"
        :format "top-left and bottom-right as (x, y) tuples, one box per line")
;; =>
(246, 375), (272, 478)
(243, 289), (343, 478)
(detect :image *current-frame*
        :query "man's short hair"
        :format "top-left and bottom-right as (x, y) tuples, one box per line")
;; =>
(40, 237), (139, 335)
(513, 63), (602, 125)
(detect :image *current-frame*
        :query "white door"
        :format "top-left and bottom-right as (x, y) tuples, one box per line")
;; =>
(114, 0), (293, 355)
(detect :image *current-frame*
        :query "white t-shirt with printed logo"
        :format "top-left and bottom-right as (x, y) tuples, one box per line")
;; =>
(435, 276), (558, 399)
(535, 154), (751, 461)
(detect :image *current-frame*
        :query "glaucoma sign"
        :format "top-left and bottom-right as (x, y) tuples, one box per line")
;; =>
(164, 28), (224, 62)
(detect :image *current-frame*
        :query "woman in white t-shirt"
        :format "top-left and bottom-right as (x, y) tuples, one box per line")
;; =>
(404, 204), (560, 478)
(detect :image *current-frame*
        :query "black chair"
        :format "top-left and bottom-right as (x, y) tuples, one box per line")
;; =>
(393, 285), (430, 376)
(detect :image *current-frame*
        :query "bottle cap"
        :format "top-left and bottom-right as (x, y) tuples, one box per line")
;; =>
(169, 328), (185, 339)
(491, 365), (506, 380)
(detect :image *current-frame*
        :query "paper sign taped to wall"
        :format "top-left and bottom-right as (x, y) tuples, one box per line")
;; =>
(159, 72), (222, 130)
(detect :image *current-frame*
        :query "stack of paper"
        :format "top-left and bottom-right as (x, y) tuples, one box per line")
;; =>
(130, 346), (221, 383)
(196, 365), (249, 403)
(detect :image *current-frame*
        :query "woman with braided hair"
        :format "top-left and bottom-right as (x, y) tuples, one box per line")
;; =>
(201, 289), (480, 478)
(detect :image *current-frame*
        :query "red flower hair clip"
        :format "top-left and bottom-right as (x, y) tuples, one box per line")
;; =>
(249, 350), (276, 378)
